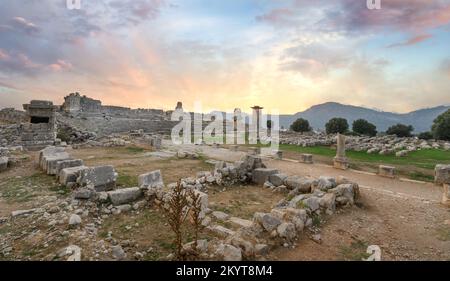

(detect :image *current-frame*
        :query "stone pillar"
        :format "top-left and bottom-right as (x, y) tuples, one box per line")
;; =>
(333, 133), (349, 170)
(251, 106), (263, 142)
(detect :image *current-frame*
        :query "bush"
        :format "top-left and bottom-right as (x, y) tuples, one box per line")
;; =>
(386, 123), (414, 137)
(418, 131), (433, 140)
(325, 118), (349, 134)
(290, 118), (311, 132)
(431, 109), (450, 141)
(352, 119), (377, 136)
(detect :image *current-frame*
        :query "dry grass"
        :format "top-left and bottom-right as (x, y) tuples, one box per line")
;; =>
(208, 185), (284, 220)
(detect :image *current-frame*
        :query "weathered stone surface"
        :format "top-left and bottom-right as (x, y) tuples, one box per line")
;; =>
(254, 244), (269, 256)
(435, 164), (450, 185)
(319, 193), (336, 211)
(285, 176), (312, 193)
(303, 196), (320, 211)
(77, 165), (117, 191)
(0, 156), (8, 172)
(108, 187), (143, 205)
(252, 168), (279, 185)
(254, 212), (282, 232)
(39, 146), (65, 168)
(62, 245), (81, 261)
(317, 176), (337, 191)
(11, 209), (37, 217)
(209, 225), (236, 237)
(300, 153), (313, 164)
(69, 214), (82, 226)
(218, 244), (242, 261)
(73, 188), (94, 199)
(54, 159), (84, 176)
(268, 173), (288, 187)
(44, 152), (71, 174)
(329, 183), (358, 205)
(138, 170), (164, 188)
(277, 222), (296, 240)
(228, 217), (253, 228)
(111, 245), (126, 260)
(212, 211), (229, 221)
(59, 166), (88, 185)
(379, 165), (396, 178)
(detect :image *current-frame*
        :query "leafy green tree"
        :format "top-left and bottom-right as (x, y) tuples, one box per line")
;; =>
(325, 118), (349, 134)
(431, 109), (450, 140)
(418, 131), (433, 140)
(352, 119), (377, 136)
(386, 123), (414, 137)
(290, 118), (311, 132)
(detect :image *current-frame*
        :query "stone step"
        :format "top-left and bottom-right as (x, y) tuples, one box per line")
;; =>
(207, 225), (236, 238)
(227, 217), (253, 228)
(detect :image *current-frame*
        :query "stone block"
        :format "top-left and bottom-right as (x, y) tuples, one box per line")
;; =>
(138, 170), (164, 188)
(59, 166), (88, 186)
(333, 157), (349, 170)
(252, 168), (279, 185)
(379, 165), (396, 178)
(108, 187), (143, 205)
(268, 173), (288, 187)
(52, 159), (84, 176)
(435, 164), (450, 185)
(77, 165), (117, 191)
(0, 156), (8, 172)
(300, 153), (313, 164)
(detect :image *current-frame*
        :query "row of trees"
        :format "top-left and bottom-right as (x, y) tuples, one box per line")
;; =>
(289, 109), (450, 140)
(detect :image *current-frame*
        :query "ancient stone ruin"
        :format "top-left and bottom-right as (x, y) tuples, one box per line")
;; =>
(333, 133), (349, 170)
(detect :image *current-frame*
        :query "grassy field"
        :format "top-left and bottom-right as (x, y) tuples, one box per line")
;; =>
(252, 143), (450, 182)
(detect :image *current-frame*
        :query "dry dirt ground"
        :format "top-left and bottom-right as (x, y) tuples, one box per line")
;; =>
(1, 142), (449, 260)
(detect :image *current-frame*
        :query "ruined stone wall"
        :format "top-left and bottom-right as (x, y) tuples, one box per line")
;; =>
(0, 108), (27, 124)
(58, 114), (178, 136)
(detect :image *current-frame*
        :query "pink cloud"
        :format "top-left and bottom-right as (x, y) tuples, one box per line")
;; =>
(48, 60), (73, 72)
(387, 34), (432, 48)
(0, 49), (9, 60)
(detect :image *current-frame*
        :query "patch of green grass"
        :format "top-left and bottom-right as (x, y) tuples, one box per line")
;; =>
(126, 146), (146, 153)
(409, 172), (434, 182)
(116, 173), (138, 187)
(311, 213), (321, 227)
(339, 240), (371, 261)
(0, 172), (63, 203)
(296, 201), (307, 209)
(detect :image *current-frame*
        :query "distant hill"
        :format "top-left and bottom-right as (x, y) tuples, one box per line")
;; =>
(279, 102), (450, 133)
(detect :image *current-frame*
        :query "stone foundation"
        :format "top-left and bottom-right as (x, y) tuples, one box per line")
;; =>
(333, 157), (349, 170)
(379, 165), (396, 178)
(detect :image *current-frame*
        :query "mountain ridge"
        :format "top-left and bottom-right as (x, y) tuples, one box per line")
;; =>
(279, 102), (450, 133)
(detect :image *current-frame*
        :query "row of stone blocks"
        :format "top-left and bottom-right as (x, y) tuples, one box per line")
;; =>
(39, 146), (172, 208)
(39, 146), (118, 192)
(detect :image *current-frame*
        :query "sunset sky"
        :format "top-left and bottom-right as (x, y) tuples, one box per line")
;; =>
(0, 0), (450, 114)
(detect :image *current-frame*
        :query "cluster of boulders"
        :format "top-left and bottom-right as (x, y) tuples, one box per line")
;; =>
(280, 131), (450, 156)
(280, 131), (334, 147)
(56, 121), (97, 144)
(143, 154), (360, 261)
